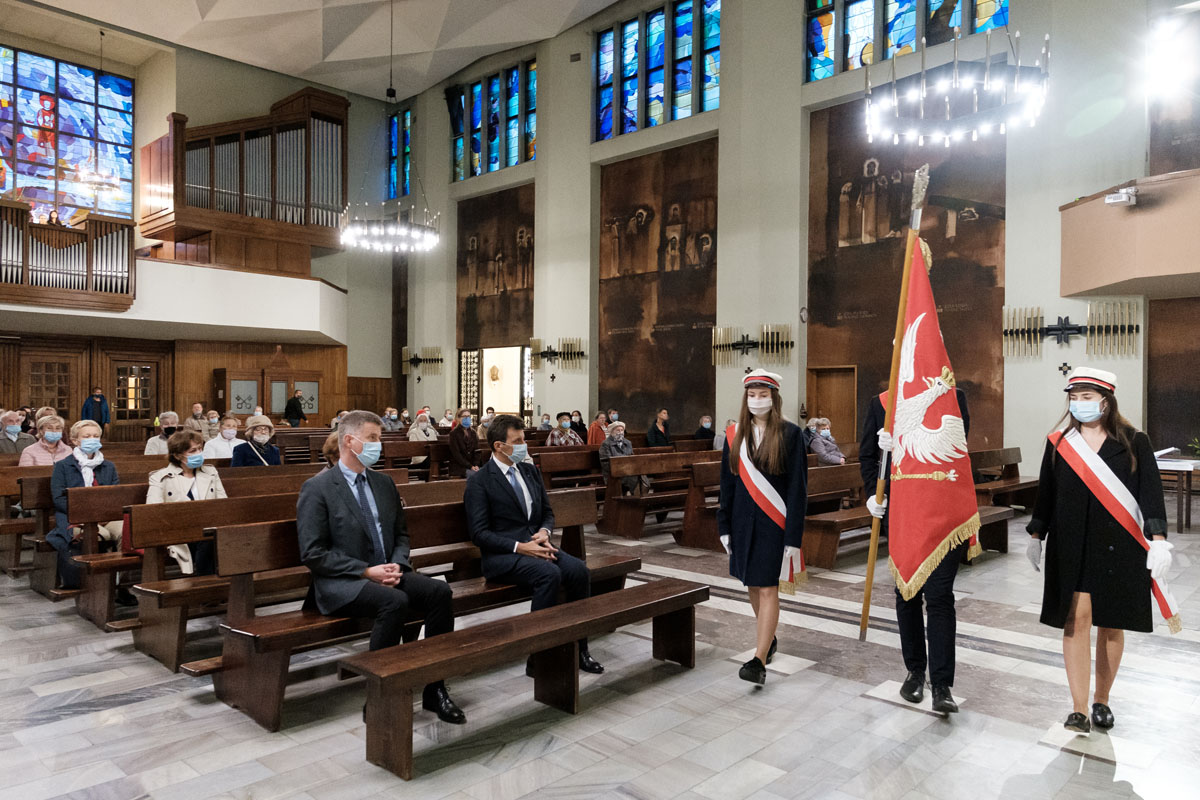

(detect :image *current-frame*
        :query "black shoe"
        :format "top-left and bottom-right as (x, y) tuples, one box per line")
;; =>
(115, 588), (137, 607)
(1064, 712), (1091, 733)
(738, 656), (767, 685)
(766, 637), (778, 665)
(931, 685), (959, 714)
(1091, 702), (1115, 730)
(422, 686), (466, 725)
(899, 671), (925, 704)
(579, 651), (604, 674)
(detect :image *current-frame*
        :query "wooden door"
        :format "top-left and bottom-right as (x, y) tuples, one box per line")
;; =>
(807, 366), (857, 444)
(20, 347), (85, 419)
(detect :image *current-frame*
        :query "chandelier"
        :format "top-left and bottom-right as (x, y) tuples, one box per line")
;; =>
(864, 29), (1049, 146)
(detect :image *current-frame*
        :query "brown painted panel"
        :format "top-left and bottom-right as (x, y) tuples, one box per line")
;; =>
(277, 241), (310, 275)
(245, 238), (279, 272)
(807, 367), (857, 442)
(212, 232), (246, 268)
(1147, 297), (1200, 449)
(348, 377), (394, 415)
(456, 184), (535, 349)
(598, 139), (717, 434)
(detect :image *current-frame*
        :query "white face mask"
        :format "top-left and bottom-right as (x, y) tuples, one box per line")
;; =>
(747, 396), (773, 417)
(419, 421), (430, 430)
(220, 428), (238, 440)
(253, 433), (271, 445)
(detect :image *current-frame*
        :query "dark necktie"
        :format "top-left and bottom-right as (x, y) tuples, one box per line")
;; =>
(355, 472), (387, 565)
(507, 465), (528, 519)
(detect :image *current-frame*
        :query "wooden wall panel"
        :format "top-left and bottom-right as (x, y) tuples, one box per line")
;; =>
(1147, 297), (1200, 449)
(347, 377), (394, 415)
(212, 233), (246, 268)
(245, 238), (279, 272)
(0, 337), (19, 410)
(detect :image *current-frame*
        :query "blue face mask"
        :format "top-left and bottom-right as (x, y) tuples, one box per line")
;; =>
(44, 431), (63, 443)
(702, 421), (711, 429)
(509, 443), (529, 463)
(355, 438), (382, 468)
(461, 417), (472, 429)
(1070, 400), (1103, 424)
(79, 437), (102, 455)
(819, 429), (832, 438)
(4, 425), (20, 436)
(186, 453), (205, 469)
(610, 413), (618, 421)
(561, 420), (571, 429)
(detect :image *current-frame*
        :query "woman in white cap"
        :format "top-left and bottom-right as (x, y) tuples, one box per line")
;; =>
(1027, 367), (1170, 734)
(717, 369), (808, 684)
(230, 414), (281, 466)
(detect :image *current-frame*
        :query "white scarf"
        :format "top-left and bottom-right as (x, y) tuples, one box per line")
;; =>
(72, 447), (105, 486)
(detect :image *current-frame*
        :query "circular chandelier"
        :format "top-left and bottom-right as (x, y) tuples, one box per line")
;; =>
(340, 203), (440, 253)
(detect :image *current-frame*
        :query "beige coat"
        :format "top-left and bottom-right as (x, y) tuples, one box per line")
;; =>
(146, 464), (227, 573)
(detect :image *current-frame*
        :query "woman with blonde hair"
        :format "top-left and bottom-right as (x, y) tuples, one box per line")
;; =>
(48, 420), (122, 589)
(19, 414), (72, 465)
(717, 369), (807, 684)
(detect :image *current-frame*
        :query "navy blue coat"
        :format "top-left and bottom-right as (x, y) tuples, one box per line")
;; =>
(464, 458), (557, 581)
(718, 422), (808, 587)
(81, 395), (110, 426)
(49, 457), (120, 549)
(230, 441), (281, 467)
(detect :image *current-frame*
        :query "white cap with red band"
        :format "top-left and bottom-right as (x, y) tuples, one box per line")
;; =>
(1064, 367), (1117, 393)
(743, 369), (782, 390)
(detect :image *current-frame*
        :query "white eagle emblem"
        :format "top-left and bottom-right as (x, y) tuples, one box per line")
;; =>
(893, 313), (968, 471)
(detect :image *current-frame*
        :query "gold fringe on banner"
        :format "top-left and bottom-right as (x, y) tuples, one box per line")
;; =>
(889, 512), (982, 601)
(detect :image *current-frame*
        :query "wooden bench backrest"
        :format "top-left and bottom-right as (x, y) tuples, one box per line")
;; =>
(3, 455), (177, 499)
(969, 447), (1022, 473)
(690, 460), (722, 488)
(608, 450), (721, 479)
(383, 440), (431, 459)
(397, 479), (468, 506)
(537, 450), (601, 473)
(527, 444), (598, 456)
(128, 492), (301, 549)
(675, 439), (716, 453)
(807, 463), (864, 495)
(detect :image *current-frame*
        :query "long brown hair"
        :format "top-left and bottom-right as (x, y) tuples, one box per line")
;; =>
(1051, 387), (1138, 470)
(729, 387), (787, 476)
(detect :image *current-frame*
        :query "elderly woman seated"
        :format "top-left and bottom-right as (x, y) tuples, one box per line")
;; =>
(48, 420), (123, 590)
(202, 415), (243, 460)
(19, 414), (73, 465)
(144, 411), (180, 455)
(407, 411), (439, 464)
(808, 417), (846, 466)
(598, 419), (648, 495)
(231, 414), (281, 466)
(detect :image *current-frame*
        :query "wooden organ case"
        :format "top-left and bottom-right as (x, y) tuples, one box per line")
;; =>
(139, 88), (349, 275)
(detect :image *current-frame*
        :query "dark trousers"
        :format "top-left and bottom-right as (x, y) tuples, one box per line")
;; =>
(333, 571), (455, 651)
(895, 541), (966, 688)
(286, 418), (301, 428)
(491, 550), (592, 650)
(190, 541), (215, 576)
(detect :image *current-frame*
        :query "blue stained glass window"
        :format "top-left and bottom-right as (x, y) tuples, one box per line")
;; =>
(598, 30), (614, 87)
(648, 10), (665, 70)
(703, 0), (720, 51)
(16, 51), (54, 92)
(470, 82), (482, 176)
(506, 117), (518, 166)
(673, 1), (693, 119)
(98, 142), (132, 181)
(452, 59), (534, 178)
(17, 89), (50, 127)
(525, 111), (536, 161)
(927, 0), (961, 45)
(97, 180), (131, 216)
(597, 85), (614, 140)
(702, 50), (719, 111)
(453, 136), (464, 181)
(506, 67), (519, 119)
(647, 67), (664, 126)
(525, 61), (536, 161)
(673, 60), (692, 120)
(17, 125), (53, 162)
(0, 85), (10, 122)
(387, 159), (397, 198)
(470, 82), (482, 132)
(389, 115), (398, 158)
(58, 177), (93, 207)
(844, 0), (874, 71)
(807, 10), (835, 81)
(621, 20), (638, 79)
(974, 0), (1008, 32)
(58, 63), (94, 103)
(57, 134), (92, 168)
(62, 99), (97, 139)
(621, 78), (637, 134)
(0, 47), (12, 85)
(886, 0), (917, 58)
(487, 75), (500, 172)
(401, 109), (411, 196)
(451, 90), (464, 137)
(98, 73), (133, 111)
(97, 106), (131, 145)
(0, 157), (11, 195)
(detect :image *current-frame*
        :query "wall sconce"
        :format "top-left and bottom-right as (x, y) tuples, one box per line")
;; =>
(1002, 302), (1140, 358)
(530, 337), (587, 371)
(711, 325), (795, 367)
(401, 346), (444, 384)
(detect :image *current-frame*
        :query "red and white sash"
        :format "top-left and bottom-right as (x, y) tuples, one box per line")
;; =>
(1050, 428), (1182, 634)
(727, 424), (806, 584)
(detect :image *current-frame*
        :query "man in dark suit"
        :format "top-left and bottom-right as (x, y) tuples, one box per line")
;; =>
(464, 414), (604, 675)
(297, 410), (464, 724)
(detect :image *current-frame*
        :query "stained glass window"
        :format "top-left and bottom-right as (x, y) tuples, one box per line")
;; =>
(506, 66), (519, 167)
(486, 75), (501, 172)
(646, 9), (665, 126)
(807, 5), (835, 82)
(673, 1), (693, 120)
(701, 0), (720, 110)
(387, 109), (411, 199)
(844, 0), (875, 70)
(470, 82), (482, 177)
(597, 29), (615, 140)
(621, 20), (639, 134)
(886, 0), (917, 58)
(974, 0), (1008, 33)
(526, 60), (537, 161)
(1, 44), (134, 222)
(451, 88), (465, 182)
(927, 0), (961, 46)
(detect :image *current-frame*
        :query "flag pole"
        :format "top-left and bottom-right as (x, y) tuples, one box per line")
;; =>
(859, 164), (930, 642)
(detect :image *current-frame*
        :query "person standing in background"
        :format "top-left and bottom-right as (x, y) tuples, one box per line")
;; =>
(81, 386), (110, 434)
(285, 389), (308, 428)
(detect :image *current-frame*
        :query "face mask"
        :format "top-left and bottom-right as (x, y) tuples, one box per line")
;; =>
(4, 425), (20, 436)
(93, 393), (102, 399)
(186, 453), (205, 469)
(508, 443), (529, 463)
(208, 417), (219, 423)
(221, 428), (238, 440)
(79, 437), (102, 455)
(461, 417), (472, 429)
(419, 422), (430, 430)
(1070, 400), (1103, 424)
(43, 431), (63, 443)
(819, 429), (832, 439)
(355, 438), (382, 468)
(389, 414), (398, 420)
(162, 426), (177, 437)
(402, 413), (410, 420)
(702, 422), (712, 429)
(253, 433), (271, 445)
(542, 418), (550, 424)
(561, 420), (571, 429)
(571, 415), (581, 423)
(747, 397), (773, 417)
(610, 413), (618, 421)
(611, 431), (624, 440)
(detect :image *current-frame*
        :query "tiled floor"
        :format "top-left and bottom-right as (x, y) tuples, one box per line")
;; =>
(2, 506), (1199, 800)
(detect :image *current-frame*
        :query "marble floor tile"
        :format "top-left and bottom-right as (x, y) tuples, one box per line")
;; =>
(1037, 723), (1159, 770)
(692, 758), (787, 800)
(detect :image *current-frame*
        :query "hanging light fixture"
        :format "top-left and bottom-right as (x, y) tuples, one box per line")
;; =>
(340, 0), (440, 254)
(77, 30), (121, 197)
(863, 28), (1049, 146)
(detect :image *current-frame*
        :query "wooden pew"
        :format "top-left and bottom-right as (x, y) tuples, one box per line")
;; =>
(340, 577), (708, 780)
(970, 448), (1038, 508)
(200, 489), (639, 731)
(674, 439), (717, 453)
(536, 449), (604, 491)
(600, 450), (722, 539)
(677, 460), (723, 551)
(380, 440), (439, 479)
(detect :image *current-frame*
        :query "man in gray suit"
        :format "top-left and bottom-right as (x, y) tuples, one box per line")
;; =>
(297, 410), (464, 724)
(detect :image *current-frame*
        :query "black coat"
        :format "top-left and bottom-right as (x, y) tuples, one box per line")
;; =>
(717, 422), (808, 587)
(49, 457), (120, 549)
(464, 458), (557, 581)
(448, 425), (479, 477)
(1027, 430), (1167, 632)
(647, 422), (671, 447)
(284, 397), (307, 422)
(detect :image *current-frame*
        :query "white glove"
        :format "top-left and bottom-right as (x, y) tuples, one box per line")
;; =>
(876, 428), (893, 453)
(1146, 540), (1173, 580)
(1026, 537), (1042, 572)
(719, 535), (731, 554)
(866, 495), (887, 519)
(783, 545), (800, 561)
